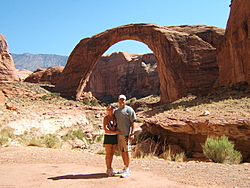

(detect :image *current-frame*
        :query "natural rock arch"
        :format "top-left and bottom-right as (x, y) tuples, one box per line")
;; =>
(55, 23), (220, 102)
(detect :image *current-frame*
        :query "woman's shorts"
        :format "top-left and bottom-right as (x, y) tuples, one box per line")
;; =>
(103, 135), (118, 145)
(117, 134), (132, 152)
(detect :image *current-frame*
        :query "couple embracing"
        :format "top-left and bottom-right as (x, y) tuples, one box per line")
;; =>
(103, 94), (136, 178)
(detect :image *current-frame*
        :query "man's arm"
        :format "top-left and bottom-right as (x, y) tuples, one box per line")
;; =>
(129, 120), (135, 140)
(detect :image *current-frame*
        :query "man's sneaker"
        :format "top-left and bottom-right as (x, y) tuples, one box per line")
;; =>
(117, 167), (126, 174)
(120, 167), (131, 178)
(106, 168), (116, 176)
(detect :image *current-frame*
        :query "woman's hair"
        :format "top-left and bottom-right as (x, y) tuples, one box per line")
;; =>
(106, 105), (115, 110)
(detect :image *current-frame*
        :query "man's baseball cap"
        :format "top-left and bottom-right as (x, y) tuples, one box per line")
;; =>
(118, 94), (126, 100)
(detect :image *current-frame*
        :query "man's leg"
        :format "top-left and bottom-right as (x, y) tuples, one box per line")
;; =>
(122, 151), (130, 168)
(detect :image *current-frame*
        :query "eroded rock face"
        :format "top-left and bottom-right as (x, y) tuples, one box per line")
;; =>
(85, 52), (160, 102)
(24, 68), (46, 83)
(24, 66), (64, 85)
(55, 23), (224, 102)
(217, 0), (250, 85)
(0, 34), (19, 82)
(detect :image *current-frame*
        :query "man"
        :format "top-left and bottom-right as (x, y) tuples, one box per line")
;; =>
(114, 94), (136, 178)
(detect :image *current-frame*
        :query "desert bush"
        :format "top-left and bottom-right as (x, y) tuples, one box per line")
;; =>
(90, 98), (99, 106)
(50, 92), (60, 99)
(0, 137), (8, 146)
(83, 98), (91, 105)
(135, 132), (154, 144)
(0, 127), (15, 139)
(72, 129), (85, 140)
(43, 134), (60, 148)
(28, 137), (43, 147)
(160, 148), (186, 162)
(202, 135), (242, 164)
(173, 152), (186, 162)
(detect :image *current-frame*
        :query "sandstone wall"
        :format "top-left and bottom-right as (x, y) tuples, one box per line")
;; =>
(217, 0), (250, 85)
(85, 52), (160, 102)
(0, 34), (19, 82)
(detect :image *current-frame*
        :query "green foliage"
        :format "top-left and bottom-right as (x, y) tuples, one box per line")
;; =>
(136, 119), (144, 123)
(83, 98), (91, 105)
(90, 98), (99, 106)
(28, 137), (43, 147)
(41, 95), (48, 101)
(43, 134), (60, 148)
(61, 129), (86, 141)
(50, 92), (60, 99)
(72, 129), (85, 140)
(0, 137), (8, 146)
(0, 128), (15, 139)
(202, 135), (242, 164)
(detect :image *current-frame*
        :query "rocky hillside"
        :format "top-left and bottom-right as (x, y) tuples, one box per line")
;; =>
(12, 53), (68, 72)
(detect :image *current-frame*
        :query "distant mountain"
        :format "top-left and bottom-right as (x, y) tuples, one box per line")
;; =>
(12, 53), (68, 72)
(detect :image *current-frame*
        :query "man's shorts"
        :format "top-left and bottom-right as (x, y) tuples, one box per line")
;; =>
(117, 134), (132, 152)
(103, 135), (118, 145)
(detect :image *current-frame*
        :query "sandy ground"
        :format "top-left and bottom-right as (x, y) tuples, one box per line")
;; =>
(0, 146), (250, 188)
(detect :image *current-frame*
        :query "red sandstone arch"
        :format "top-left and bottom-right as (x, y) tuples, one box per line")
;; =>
(55, 23), (218, 102)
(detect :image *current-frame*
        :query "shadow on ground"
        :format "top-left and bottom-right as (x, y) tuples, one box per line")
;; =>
(48, 173), (109, 180)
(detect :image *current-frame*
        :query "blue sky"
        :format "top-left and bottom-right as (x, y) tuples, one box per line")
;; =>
(2, 0), (231, 56)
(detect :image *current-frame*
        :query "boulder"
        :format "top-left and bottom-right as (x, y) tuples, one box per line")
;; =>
(0, 34), (19, 82)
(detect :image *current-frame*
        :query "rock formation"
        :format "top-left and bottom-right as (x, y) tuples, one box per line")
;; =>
(24, 66), (64, 85)
(217, 0), (250, 85)
(16, 69), (32, 81)
(85, 52), (160, 102)
(55, 24), (225, 103)
(139, 0), (250, 159)
(24, 68), (46, 83)
(0, 34), (19, 82)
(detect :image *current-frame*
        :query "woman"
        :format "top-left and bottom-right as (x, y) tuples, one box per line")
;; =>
(103, 105), (121, 176)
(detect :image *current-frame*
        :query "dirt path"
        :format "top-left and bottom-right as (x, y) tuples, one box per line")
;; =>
(0, 163), (198, 188)
(0, 147), (250, 188)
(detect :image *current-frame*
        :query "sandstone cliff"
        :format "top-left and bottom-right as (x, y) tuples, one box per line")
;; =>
(0, 34), (19, 82)
(217, 0), (250, 85)
(85, 52), (159, 102)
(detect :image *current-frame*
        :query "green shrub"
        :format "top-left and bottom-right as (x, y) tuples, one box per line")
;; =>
(72, 129), (85, 140)
(43, 134), (60, 148)
(83, 98), (90, 105)
(0, 137), (8, 146)
(50, 92), (60, 99)
(28, 137), (43, 147)
(0, 128), (15, 139)
(202, 135), (242, 164)
(90, 98), (99, 106)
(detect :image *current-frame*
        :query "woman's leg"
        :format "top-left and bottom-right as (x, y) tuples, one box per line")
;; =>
(105, 144), (113, 169)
